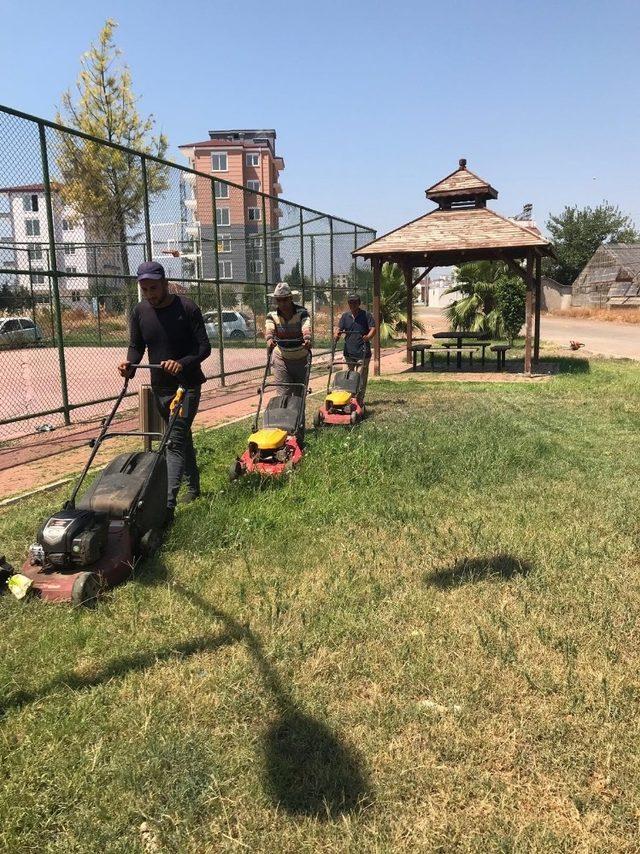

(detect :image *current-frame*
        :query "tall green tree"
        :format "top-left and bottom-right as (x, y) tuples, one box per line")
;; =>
(378, 263), (425, 343)
(56, 20), (169, 305)
(544, 202), (639, 286)
(445, 261), (523, 339)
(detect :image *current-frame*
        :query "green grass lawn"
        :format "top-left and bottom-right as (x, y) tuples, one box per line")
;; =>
(1, 356), (640, 852)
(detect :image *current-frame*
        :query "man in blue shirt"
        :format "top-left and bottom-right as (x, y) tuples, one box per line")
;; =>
(334, 293), (376, 404)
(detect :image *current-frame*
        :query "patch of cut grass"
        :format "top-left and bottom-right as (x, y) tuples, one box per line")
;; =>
(1, 356), (639, 851)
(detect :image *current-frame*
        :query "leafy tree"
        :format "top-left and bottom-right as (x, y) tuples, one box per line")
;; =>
(445, 262), (506, 336)
(544, 202), (639, 286)
(56, 20), (169, 309)
(378, 263), (425, 343)
(495, 276), (526, 342)
(284, 260), (312, 292)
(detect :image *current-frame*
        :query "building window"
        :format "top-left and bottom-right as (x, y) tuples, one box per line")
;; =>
(62, 218), (76, 231)
(25, 219), (40, 236)
(23, 194), (39, 212)
(219, 260), (233, 279)
(248, 237), (263, 249)
(214, 180), (229, 199)
(63, 243), (76, 255)
(247, 207), (261, 221)
(249, 260), (263, 275)
(246, 152), (260, 167)
(217, 235), (231, 253)
(247, 180), (260, 193)
(30, 272), (45, 285)
(71, 290), (81, 302)
(211, 152), (228, 171)
(28, 245), (43, 260)
(216, 208), (230, 226)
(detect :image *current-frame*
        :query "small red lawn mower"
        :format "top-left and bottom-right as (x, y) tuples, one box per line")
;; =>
(229, 342), (312, 480)
(313, 341), (366, 430)
(16, 366), (186, 606)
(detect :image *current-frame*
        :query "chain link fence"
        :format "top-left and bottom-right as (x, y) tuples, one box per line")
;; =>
(0, 105), (375, 443)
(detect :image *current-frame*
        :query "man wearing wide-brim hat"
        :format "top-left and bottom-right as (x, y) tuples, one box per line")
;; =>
(265, 282), (312, 398)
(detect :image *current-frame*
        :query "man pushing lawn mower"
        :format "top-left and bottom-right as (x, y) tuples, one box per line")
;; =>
(265, 282), (313, 399)
(118, 261), (211, 526)
(334, 292), (376, 404)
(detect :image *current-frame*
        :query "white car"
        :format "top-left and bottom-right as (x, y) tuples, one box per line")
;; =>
(204, 310), (250, 341)
(0, 316), (43, 348)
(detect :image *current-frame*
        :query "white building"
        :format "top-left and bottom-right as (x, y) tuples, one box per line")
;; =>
(0, 183), (120, 304)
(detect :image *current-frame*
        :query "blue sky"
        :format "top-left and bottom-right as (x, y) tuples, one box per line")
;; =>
(1, 0), (639, 238)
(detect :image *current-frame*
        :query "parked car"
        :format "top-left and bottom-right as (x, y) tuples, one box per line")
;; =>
(0, 316), (43, 348)
(203, 310), (251, 341)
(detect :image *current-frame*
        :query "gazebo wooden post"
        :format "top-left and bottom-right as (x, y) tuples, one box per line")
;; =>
(524, 250), (534, 375)
(534, 254), (542, 364)
(402, 262), (414, 363)
(372, 258), (382, 376)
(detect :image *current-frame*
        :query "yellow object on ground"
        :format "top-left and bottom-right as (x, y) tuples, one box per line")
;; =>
(248, 428), (288, 450)
(326, 390), (351, 407)
(8, 574), (33, 600)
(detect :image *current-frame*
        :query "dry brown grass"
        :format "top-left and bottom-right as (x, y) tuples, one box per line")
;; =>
(548, 306), (640, 324)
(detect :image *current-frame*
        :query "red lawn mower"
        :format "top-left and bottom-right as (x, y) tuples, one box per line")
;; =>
(229, 342), (312, 480)
(314, 340), (366, 430)
(15, 366), (185, 606)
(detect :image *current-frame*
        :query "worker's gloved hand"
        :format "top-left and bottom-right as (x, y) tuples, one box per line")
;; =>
(267, 339), (276, 352)
(160, 359), (183, 376)
(118, 361), (135, 378)
(303, 340), (312, 351)
(333, 334), (341, 343)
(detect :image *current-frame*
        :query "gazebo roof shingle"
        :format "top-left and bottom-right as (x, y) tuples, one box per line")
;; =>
(353, 206), (550, 260)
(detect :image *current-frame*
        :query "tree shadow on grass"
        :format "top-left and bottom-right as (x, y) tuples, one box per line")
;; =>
(425, 553), (534, 589)
(0, 576), (371, 820)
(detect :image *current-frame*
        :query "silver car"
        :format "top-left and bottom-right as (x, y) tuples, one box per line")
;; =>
(204, 310), (251, 341)
(0, 316), (43, 348)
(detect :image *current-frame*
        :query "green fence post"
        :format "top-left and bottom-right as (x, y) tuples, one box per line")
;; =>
(261, 193), (269, 320)
(329, 217), (335, 344)
(299, 208), (305, 307)
(211, 178), (225, 386)
(39, 122), (71, 425)
(353, 225), (358, 293)
(27, 250), (37, 329)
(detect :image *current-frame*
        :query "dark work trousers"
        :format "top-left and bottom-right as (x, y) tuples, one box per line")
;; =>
(154, 387), (201, 509)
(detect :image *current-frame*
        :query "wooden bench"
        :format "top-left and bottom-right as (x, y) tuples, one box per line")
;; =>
(410, 343), (431, 370)
(430, 346), (479, 370)
(490, 344), (511, 371)
(439, 341), (492, 367)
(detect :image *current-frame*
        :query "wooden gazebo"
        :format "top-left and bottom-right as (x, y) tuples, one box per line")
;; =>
(352, 159), (554, 375)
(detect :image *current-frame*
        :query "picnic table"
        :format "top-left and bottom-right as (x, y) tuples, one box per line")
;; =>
(432, 330), (487, 369)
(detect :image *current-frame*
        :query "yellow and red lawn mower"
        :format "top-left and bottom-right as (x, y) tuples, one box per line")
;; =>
(229, 343), (312, 479)
(314, 341), (365, 429)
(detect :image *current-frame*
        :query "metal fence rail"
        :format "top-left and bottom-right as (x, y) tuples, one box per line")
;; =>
(0, 104), (375, 443)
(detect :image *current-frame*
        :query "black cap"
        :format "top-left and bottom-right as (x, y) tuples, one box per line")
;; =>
(137, 261), (166, 281)
(347, 292), (361, 302)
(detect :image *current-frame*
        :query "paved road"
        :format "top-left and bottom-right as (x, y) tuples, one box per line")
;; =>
(417, 306), (640, 361)
(539, 315), (640, 360)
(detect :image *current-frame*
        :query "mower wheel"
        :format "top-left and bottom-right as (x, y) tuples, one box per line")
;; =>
(140, 527), (162, 558)
(350, 410), (359, 426)
(71, 571), (101, 608)
(229, 460), (243, 481)
(313, 410), (323, 431)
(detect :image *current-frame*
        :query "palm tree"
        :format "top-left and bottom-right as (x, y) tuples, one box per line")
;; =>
(379, 263), (425, 343)
(444, 261), (507, 337)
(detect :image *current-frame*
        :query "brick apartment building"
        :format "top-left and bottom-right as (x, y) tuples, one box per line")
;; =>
(178, 129), (285, 285)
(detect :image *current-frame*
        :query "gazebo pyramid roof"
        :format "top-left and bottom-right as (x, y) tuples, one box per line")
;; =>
(353, 159), (552, 265)
(425, 158), (497, 202)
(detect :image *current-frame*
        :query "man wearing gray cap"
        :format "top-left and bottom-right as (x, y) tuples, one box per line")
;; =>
(265, 282), (312, 397)
(118, 262), (211, 525)
(334, 293), (375, 404)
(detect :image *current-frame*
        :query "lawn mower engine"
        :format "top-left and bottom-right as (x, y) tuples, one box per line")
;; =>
(35, 509), (109, 569)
